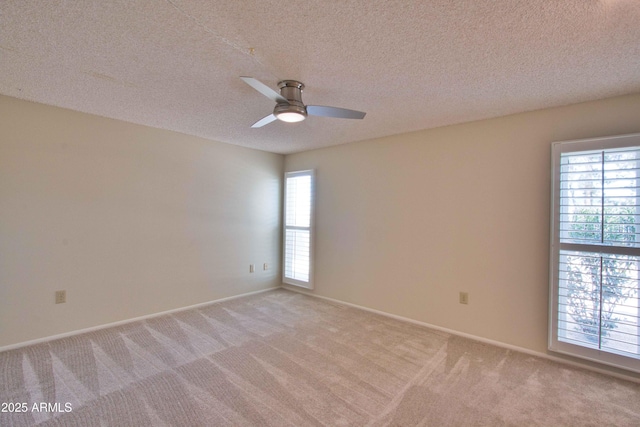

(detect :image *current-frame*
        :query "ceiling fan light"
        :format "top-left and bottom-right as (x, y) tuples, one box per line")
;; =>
(274, 102), (307, 123)
(276, 111), (306, 123)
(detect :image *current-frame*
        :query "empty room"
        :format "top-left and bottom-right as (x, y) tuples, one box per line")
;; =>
(2, 1), (640, 425)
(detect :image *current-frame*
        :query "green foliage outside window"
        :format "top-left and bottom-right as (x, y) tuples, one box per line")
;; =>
(566, 206), (637, 342)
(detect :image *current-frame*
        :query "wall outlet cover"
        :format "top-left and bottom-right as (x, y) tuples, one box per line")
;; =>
(55, 290), (66, 304)
(459, 292), (469, 305)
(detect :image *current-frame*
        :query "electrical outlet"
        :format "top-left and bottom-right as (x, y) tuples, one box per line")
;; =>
(459, 292), (469, 305)
(55, 290), (66, 304)
(249, 264), (255, 273)
(263, 263), (268, 270)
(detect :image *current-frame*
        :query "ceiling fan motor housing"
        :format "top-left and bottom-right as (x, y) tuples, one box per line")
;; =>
(240, 76), (365, 127)
(274, 80), (307, 120)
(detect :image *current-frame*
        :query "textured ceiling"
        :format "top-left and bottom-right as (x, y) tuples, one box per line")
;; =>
(1, 1), (639, 154)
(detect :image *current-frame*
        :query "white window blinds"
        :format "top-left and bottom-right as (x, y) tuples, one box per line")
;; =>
(550, 134), (640, 373)
(283, 170), (314, 288)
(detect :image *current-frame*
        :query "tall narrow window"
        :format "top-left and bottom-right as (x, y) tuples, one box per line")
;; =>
(283, 170), (314, 288)
(550, 133), (640, 373)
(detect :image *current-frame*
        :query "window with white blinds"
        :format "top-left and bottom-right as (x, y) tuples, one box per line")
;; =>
(283, 170), (314, 288)
(550, 133), (640, 373)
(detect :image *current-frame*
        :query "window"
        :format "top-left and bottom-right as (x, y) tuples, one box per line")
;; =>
(550, 133), (640, 372)
(283, 170), (315, 288)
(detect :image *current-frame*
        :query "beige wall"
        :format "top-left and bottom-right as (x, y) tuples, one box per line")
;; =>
(4, 91), (640, 369)
(284, 93), (640, 356)
(0, 95), (283, 347)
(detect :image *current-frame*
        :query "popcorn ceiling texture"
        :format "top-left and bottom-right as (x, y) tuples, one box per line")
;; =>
(1, 0), (639, 154)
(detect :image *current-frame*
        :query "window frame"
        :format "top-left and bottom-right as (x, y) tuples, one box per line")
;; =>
(550, 133), (640, 373)
(282, 169), (315, 289)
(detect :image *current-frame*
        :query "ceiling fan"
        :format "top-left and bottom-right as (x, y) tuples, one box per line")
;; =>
(240, 77), (366, 128)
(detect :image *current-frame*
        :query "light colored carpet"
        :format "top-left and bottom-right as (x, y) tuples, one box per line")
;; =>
(1, 288), (639, 426)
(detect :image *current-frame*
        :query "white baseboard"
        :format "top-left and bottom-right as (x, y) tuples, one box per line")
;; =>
(0, 286), (279, 353)
(282, 285), (640, 384)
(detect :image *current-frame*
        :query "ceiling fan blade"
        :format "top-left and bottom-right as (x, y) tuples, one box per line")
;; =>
(306, 105), (366, 120)
(251, 114), (278, 128)
(240, 77), (288, 104)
